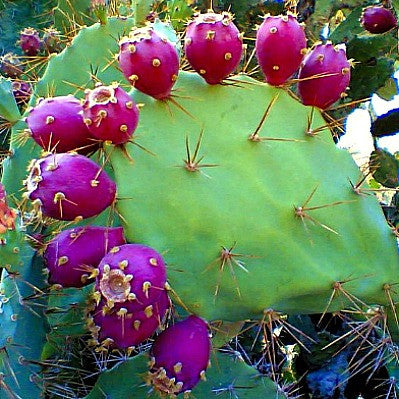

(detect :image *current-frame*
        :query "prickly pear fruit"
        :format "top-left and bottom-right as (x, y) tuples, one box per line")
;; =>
(256, 13), (307, 86)
(0, 183), (17, 234)
(82, 83), (139, 145)
(88, 290), (170, 349)
(361, 6), (397, 34)
(149, 315), (211, 396)
(96, 243), (167, 312)
(25, 153), (116, 221)
(44, 226), (126, 288)
(26, 95), (96, 153)
(298, 42), (351, 110)
(43, 27), (62, 53)
(0, 53), (23, 78)
(19, 27), (42, 56)
(184, 12), (243, 84)
(118, 26), (179, 99)
(12, 80), (31, 106)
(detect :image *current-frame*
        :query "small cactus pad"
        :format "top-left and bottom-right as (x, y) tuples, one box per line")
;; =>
(25, 153), (116, 221)
(184, 11), (243, 84)
(44, 226), (126, 287)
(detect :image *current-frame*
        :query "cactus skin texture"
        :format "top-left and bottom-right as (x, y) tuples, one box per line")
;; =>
(256, 13), (307, 86)
(184, 12), (243, 84)
(118, 26), (180, 99)
(298, 42), (351, 109)
(26, 95), (95, 153)
(44, 226), (126, 287)
(149, 315), (211, 395)
(82, 83), (140, 145)
(361, 6), (397, 34)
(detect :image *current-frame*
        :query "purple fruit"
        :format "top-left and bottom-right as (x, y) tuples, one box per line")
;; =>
(361, 6), (397, 34)
(44, 226), (126, 288)
(26, 95), (96, 154)
(95, 243), (167, 313)
(184, 12), (243, 85)
(43, 27), (62, 54)
(82, 83), (139, 145)
(298, 42), (351, 110)
(0, 53), (23, 78)
(12, 80), (31, 106)
(256, 13), (307, 86)
(149, 315), (211, 395)
(88, 290), (170, 349)
(19, 27), (42, 56)
(118, 26), (179, 99)
(25, 153), (116, 221)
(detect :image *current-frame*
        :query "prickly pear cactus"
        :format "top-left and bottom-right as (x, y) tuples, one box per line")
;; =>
(1, 0), (399, 397)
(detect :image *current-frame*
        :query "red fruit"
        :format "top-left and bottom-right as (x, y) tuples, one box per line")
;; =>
(256, 13), (307, 86)
(44, 226), (126, 288)
(19, 27), (42, 56)
(0, 53), (23, 78)
(298, 42), (351, 110)
(26, 95), (95, 154)
(184, 12), (243, 84)
(12, 80), (31, 106)
(361, 6), (397, 34)
(149, 315), (211, 396)
(118, 27), (179, 99)
(95, 243), (167, 313)
(25, 153), (116, 221)
(88, 291), (170, 349)
(82, 83), (139, 145)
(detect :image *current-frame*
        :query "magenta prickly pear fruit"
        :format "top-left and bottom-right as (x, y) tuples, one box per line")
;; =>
(0, 53), (23, 78)
(118, 26), (179, 99)
(82, 83), (139, 145)
(297, 42), (351, 110)
(12, 80), (31, 106)
(361, 6), (397, 34)
(19, 27), (42, 56)
(88, 290), (170, 350)
(43, 27), (62, 53)
(148, 315), (211, 396)
(95, 243), (167, 313)
(25, 153), (116, 221)
(256, 13), (307, 86)
(184, 12), (243, 85)
(26, 95), (96, 154)
(44, 226), (126, 288)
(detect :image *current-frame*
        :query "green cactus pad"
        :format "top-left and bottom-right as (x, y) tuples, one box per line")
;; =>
(0, 256), (47, 399)
(108, 72), (399, 321)
(85, 351), (282, 398)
